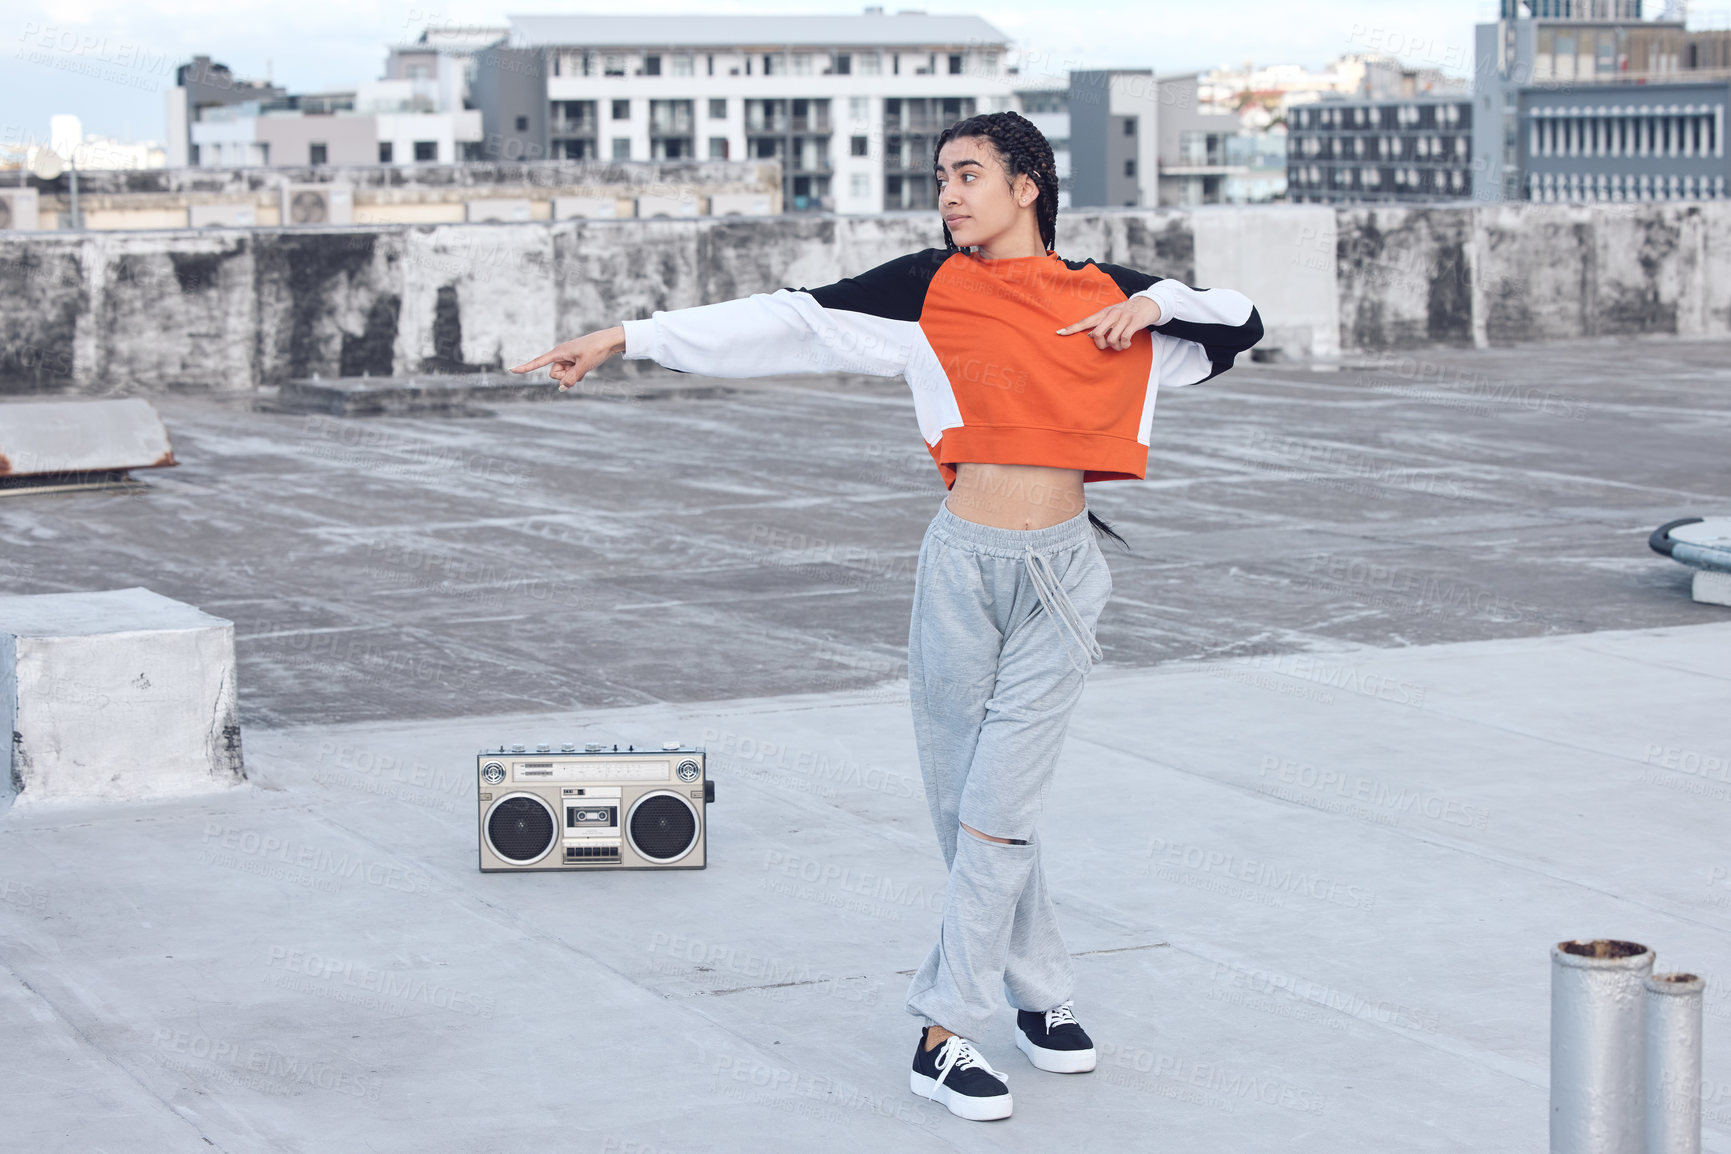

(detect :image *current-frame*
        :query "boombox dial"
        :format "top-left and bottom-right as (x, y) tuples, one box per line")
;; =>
(628, 792), (700, 863)
(486, 794), (559, 865)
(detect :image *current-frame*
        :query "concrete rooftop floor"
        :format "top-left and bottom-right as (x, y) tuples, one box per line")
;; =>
(2, 337), (1730, 1151)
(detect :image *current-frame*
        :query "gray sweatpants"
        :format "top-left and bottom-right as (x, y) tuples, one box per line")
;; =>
(903, 498), (1114, 1036)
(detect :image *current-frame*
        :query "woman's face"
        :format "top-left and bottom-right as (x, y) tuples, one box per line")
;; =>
(934, 136), (1035, 250)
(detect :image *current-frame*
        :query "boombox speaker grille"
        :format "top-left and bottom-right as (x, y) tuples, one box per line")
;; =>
(488, 795), (557, 864)
(628, 793), (698, 862)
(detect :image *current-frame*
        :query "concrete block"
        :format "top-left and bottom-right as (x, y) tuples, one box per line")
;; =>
(278, 371), (560, 415)
(0, 397), (176, 477)
(1693, 570), (1731, 607)
(1195, 204), (1339, 359)
(0, 588), (244, 806)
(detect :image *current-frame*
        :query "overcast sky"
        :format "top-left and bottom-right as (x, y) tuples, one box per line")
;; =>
(6, 0), (1504, 146)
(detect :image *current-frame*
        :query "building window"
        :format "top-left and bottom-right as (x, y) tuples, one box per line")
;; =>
(849, 96), (868, 122)
(612, 99), (630, 121)
(948, 53), (963, 74)
(415, 140), (437, 162)
(1125, 158), (1136, 177)
(709, 137), (729, 159)
(378, 141), (393, 163)
(858, 52), (881, 75)
(707, 54), (714, 76)
(643, 54), (661, 76)
(851, 135), (869, 156)
(671, 54), (693, 77)
(851, 172), (869, 197)
(515, 115), (528, 132)
(762, 53), (784, 75)
(792, 53), (813, 75)
(603, 54), (626, 76)
(309, 142), (327, 165)
(709, 98), (727, 120)
(833, 53), (851, 75)
(612, 138), (631, 160)
(650, 99), (695, 159)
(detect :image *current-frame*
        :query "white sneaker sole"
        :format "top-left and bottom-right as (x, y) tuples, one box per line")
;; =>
(910, 1070), (1014, 1120)
(1016, 1029), (1097, 1073)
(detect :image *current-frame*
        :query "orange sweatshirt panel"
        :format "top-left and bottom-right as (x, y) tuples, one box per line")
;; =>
(918, 253), (1155, 488)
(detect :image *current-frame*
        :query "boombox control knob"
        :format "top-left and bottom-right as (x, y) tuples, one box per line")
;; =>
(585, 742), (605, 752)
(662, 742), (681, 751)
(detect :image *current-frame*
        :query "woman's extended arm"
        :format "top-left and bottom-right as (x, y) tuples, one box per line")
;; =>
(513, 250), (947, 390)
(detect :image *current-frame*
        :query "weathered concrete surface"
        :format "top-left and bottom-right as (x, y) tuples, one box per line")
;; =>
(7, 202), (1731, 394)
(0, 211), (1209, 394)
(0, 338), (1725, 729)
(0, 587), (244, 805)
(0, 620), (1726, 1151)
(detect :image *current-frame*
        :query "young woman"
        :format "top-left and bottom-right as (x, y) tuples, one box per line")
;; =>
(513, 111), (1262, 1123)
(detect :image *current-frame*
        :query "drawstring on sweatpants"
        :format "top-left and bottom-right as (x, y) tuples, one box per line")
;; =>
(1022, 542), (1103, 677)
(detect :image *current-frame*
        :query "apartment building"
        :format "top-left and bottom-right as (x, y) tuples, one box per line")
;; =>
(169, 30), (493, 170)
(1475, 0), (1731, 201)
(473, 11), (1016, 213)
(1286, 95), (1475, 203)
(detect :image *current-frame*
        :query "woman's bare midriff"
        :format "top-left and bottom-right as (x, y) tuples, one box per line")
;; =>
(944, 462), (1086, 530)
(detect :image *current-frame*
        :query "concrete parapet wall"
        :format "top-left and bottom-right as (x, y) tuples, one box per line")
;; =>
(3, 201), (1729, 393)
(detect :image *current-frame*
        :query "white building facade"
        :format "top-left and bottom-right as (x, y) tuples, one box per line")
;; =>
(494, 12), (1017, 213)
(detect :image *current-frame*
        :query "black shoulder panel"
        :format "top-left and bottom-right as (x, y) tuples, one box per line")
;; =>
(787, 248), (954, 323)
(1087, 260), (1161, 298)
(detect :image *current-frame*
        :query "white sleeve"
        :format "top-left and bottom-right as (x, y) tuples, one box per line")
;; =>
(620, 290), (916, 379)
(1129, 280), (1262, 388)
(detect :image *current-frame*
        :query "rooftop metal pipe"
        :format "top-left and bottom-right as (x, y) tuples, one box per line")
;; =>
(1551, 939), (1654, 1154)
(1645, 972), (1705, 1154)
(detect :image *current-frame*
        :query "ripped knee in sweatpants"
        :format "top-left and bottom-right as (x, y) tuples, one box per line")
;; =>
(960, 822), (1029, 846)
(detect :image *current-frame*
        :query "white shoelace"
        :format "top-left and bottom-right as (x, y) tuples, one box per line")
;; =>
(1044, 1001), (1081, 1032)
(1024, 545), (1103, 677)
(935, 1036), (1009, 1087)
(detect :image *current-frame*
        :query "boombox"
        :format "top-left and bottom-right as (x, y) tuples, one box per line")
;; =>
(478, 743), (712, 871)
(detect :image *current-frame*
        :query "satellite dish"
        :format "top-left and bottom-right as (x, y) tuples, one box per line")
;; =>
(31, 150), (64, 180)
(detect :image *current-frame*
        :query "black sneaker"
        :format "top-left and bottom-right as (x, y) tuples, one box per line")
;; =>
(1015, 1001), (1096, 1073)
(910, 1029), (1013, 1121)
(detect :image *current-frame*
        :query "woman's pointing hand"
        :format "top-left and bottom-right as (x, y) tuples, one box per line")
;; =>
(1056, 296), (1162, 352)
(511, 325), (628, 391)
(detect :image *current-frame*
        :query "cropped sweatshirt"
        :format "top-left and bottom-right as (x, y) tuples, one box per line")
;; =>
(620, 247), (1263, 488)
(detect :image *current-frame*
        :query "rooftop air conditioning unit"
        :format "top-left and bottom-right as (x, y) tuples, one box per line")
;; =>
(280, 183), (354, 226)
(707, 193), (773, 217)
(0, 188), (41, 230)
(465, 198), (533, 222)
(188, 203), (256, 228)
(552, 196), (619, 220)
(636, 194), (700, 219)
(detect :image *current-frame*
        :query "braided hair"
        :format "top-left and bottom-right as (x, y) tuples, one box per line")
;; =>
(931, 111), (1129, 552)
(933, 112), (1060, 254)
